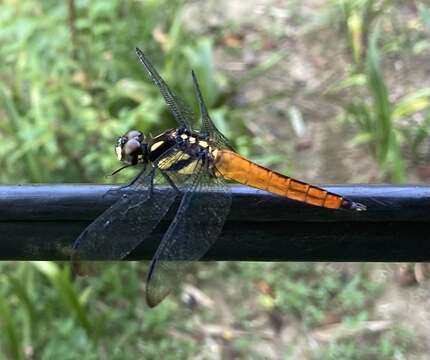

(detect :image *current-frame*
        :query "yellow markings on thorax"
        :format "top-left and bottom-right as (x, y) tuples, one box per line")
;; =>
(189, 136), (196, 144)
(150, 141), (165, 152)
(115, 146), (122, 161)
(177, 159), (199, 175)
(158, 150), (192, 171)
(198, 140), (209, 148)
(211, 148), (219, 159)
(180, 134), (188, 140)
(157, 152), (178, 170)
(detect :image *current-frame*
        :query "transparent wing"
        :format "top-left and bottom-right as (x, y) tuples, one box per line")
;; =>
(72, 148), (190, 262)
(191, 70), (235, 151)
(145, 160), (232, 307)
(135, 47), (194, 130)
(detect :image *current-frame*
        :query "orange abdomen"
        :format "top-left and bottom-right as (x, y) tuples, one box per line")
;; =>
(214, 149), (365, 211)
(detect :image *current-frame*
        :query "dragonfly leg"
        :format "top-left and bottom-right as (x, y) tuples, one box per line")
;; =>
(148, 167), (156, 198)
(103, 164), (148, 198)
(124, 163), (148, 188)
(160, 170), (181, 195)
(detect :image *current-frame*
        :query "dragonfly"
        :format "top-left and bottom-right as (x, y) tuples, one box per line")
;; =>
(73, 47), (366, 307)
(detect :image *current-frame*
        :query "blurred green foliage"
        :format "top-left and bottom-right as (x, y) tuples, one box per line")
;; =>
(232, 263), (380, 327)
(1, 261), (409, 359)
(0, 0), (237, 184)
(316, 325), (414, 360)
(0, 0), (425, 358)
(343, 27), (407, 182)
(0, 262), (198, 359)
(328, 0), (392, 68)
(326, 1), (430, 182)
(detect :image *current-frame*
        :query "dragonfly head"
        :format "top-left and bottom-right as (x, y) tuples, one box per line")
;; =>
(116, 130), (148, 165)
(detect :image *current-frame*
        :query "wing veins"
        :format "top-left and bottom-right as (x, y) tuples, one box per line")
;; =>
(145, 158), (232, 307)
(136, 47), (193, 129)
(72, 148), (192, 262)
(191, 70), (234, 151)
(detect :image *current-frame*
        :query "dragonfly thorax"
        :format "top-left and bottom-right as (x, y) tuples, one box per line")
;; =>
(174, 128), (214, 154)
(145, 128), (218, 175)
(117, 128), (217, 170)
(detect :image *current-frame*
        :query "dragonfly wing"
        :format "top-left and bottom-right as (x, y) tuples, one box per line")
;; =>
(191, 70), (235, 151)
(145, 161), (232, 307)
(135, 47), (194, 130)
(72, 148), (190, 262)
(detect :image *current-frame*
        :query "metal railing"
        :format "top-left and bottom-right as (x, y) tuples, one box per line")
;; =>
(1, 184), (429, 261)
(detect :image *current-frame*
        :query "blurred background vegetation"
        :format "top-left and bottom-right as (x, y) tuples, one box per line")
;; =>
(1, 0), (430, 358)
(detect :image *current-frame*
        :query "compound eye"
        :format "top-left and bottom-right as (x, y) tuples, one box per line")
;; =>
(126, 130), (143, 141)
(123, 139), (141, 156)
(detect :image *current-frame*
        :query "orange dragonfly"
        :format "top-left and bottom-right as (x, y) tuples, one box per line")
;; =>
(73, 48), (366, 307)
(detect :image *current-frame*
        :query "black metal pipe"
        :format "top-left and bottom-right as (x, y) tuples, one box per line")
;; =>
(0, 184), (429, 261)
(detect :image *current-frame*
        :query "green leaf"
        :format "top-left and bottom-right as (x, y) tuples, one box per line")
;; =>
(392, 88), (430, 120)
(366, 25), (392, 163)
(184, 38), (219, 107)
(350, 132), (374, 145)
(332, 73), (367, 92)
(348, 12), (363, 65)
(0, 292), (22, 359)
(31, 262), (93, 337)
